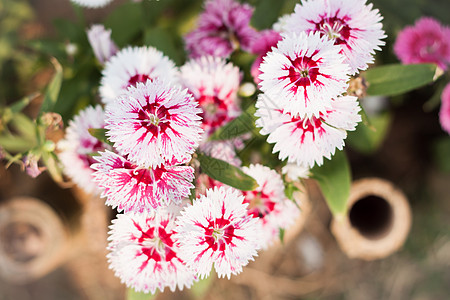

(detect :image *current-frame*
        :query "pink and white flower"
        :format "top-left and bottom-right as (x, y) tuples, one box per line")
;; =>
(184, 0), (258, 58)
(250, 30), (282, 85)
(255, 94), (361, 168)
(107, 209), (197, 294)
(87, 24), (118, 65)
(105, 80), (203, 168)
(91, 150), (194, 213)
(179, 56), (241, 136)
(259, 32), (350, 118)
(440, 83), (450, 135)
(175, 186), (261, 279)
(394, 17), (450, 71)
(70, 0), (112, 8)
(58, 105), (109, 194)
(242, 164), (301, 249)
(100, 46), (178, 104)
(285, 0), (386, 75)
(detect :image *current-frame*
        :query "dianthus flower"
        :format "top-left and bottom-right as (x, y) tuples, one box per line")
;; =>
(184, 0), (258, 58)
(107, 209), (197, 294)
(255, 94), (361, 168)
(285, 0), (386, 74)
(100, 46), (178, 104)
(394, 17), (450, 71)
(87, 24), (118, 65)
(440, 83), (450, 134)
(91, 150), (194, 213)
(105, 80), (202, 168)
(179, 56), (241, 136)
(242, 164), (300, 249)
(259, 32), (350, 118)
(250, 30), (282, 85)
(58, 105), (109, 194)
(175, 186), (261, 279)
(282, 163), (311, 180)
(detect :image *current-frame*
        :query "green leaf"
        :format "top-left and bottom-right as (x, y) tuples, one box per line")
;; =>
(88, 128), (113, 147)
(190, 276), (213, 299)
(10, 113), (37, 142)
(40, 58), (63, 113)
(251, 0), (285, 30)
(105, 2), (144, 47)
(40, 151), (63, 183)
(279, 228), (285, 244)
(347, 112), (392, 155)
(10, 93), (38, 114)
(209, 105), (257, 141)
(311, 150), (351, 217)
(0, 134), (33, 152)
(144, 28), (182, 65)
(197, 153), (258, 191)
(363, 63), (440, 97)
(127, 288), (157, 300)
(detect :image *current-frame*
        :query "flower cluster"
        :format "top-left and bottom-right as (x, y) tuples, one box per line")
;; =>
(57, 0), (385, 295)
(255, 0), (385, 169)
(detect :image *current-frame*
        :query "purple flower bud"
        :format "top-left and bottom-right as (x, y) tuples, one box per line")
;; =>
(87, 24), (118, 64)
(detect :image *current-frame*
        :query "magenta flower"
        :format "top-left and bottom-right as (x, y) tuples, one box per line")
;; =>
(394, 17), (450, 70)
(100, 46), (178, 104)
(250, 30), (282, 85)
(58, 105), (109, 194)
(184, 0), (258, 58)
(242, 164), (301, 249)
(179, 56), (241, 136)
(259, 32), (350, 118)
(285, 0), (386, 75)
(105, 80), (202, 168)
(87, 24), (118, 65)
(440, 83), (450, 134)
(107, 209), (197, 294)
(255, 94), (361, 168)
(175, 186), (261, 279)
(92, 150), (194, 213)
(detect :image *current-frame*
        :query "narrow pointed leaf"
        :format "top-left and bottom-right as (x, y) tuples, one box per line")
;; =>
(209, 105), (257, 141)
(362, 63), (440, 96)
(88, 128), (113, 147)
(311, 150), (351, 217)
(197, 153), (258, 191)
(40, 58), (63, 113)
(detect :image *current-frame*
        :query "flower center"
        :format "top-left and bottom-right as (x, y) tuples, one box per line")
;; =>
(146, 113), (160, 126)
(315, 16), (351, 46)
(128, 73), (151, 87)
(320, 21), (344, 40)
(212, 227), (224, 242)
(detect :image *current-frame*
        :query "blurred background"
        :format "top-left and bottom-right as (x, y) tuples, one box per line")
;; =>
(0, 0), (449, 299)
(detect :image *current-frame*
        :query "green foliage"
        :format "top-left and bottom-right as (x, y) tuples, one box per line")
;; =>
(127, 288), (157, 300)
(40, 58), (63, 114)
(88, 128), (113, 147)
(104, 2), (144, 47)
(363, 63), (440, 96)
(311, 150), (351, 217)
(197, 153), (258, 191)
(251, 0), (285, 29)
(209, 104), (257, 141)
(347, 112), (392, 154)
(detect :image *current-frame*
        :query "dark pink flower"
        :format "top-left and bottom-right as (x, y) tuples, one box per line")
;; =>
(394, 17), (450, 70)
(250, 30), (282, 85)
(440, 83), (450, 134)
(185, 0), (258, 58)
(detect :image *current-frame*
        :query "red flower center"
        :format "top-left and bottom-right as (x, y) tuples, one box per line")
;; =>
(314, 16), (352, 46)
(128, 73), (151, 87)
